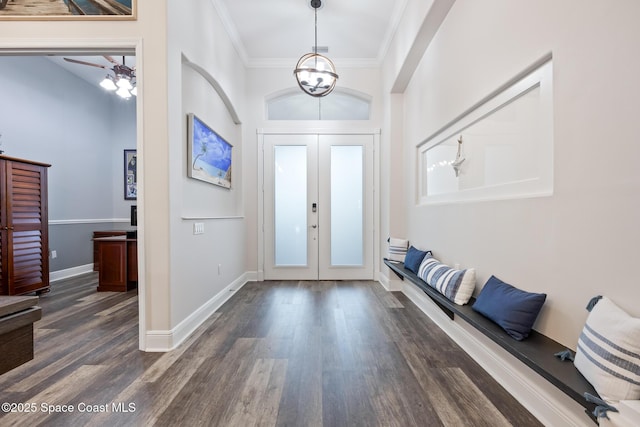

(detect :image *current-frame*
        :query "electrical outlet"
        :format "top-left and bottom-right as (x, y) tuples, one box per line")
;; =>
(193, 223), (205, 235)
(51, 250), (57, 259)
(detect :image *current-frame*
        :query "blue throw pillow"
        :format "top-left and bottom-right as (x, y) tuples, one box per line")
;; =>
(472, 276), (547, 340)
(404, 246), (430, 274)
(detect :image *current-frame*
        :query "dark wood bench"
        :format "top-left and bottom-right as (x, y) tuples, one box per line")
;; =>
(384, 259), (598, 423)
(0, 295), (42, 375)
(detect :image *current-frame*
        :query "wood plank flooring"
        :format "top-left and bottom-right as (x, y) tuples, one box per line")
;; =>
(0, 274), (542, 426)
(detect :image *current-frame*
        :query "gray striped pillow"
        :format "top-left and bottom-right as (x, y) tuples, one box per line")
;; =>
(574, 297), (640, 401)
(417, 255), (475, 305)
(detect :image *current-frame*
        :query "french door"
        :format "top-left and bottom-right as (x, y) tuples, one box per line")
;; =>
(263, 133), (374, 280)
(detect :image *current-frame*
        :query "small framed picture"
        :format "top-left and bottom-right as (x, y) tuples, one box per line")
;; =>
(124, 149), (137, 200)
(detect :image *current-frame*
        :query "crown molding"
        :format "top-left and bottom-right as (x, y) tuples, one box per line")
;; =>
(210, 0), (249, 66)
(376, 0), (409, 63)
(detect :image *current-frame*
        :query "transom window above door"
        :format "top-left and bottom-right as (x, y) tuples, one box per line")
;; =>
(266, 88), (371, 120)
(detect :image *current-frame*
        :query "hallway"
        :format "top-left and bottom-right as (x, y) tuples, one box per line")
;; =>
(0, 276), (540, 426)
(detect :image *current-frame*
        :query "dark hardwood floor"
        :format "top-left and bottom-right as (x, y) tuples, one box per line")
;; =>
(0, 274), (542, 426)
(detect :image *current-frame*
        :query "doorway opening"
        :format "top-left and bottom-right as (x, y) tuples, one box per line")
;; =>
(0, 46), (145, 348)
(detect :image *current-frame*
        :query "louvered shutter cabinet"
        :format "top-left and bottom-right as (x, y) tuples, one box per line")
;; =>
(0, 156), (51, 296)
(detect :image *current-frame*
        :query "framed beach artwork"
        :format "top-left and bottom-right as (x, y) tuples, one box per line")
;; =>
(124, 149), (137, 200)
(187, 113), (232, 189)
(0, 0), (136, 20)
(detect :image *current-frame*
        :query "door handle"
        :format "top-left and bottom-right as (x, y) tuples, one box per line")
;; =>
(310, 224), (317, 229)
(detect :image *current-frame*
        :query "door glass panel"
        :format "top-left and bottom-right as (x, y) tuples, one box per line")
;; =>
(274, 146), (307, 266)
(330, 146), (363, 266)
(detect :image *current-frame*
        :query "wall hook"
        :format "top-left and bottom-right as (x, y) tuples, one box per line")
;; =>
(451, 135), (465, 177)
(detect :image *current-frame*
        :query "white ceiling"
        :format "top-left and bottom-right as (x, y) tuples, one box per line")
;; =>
(214, 0), (408, 67)
(46, 0), (406, 85)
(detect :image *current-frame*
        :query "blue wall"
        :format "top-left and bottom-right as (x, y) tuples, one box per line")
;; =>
(0, 56), (136, 273)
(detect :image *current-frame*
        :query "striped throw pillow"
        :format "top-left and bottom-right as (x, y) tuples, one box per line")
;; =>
(574, 297), (640, 402)
(417, 255), (476, 305)
(387, 238), (409, 262)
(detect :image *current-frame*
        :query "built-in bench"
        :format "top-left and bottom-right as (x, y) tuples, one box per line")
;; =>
(0, 295), (41, 375)
(384, 259), (599, 423)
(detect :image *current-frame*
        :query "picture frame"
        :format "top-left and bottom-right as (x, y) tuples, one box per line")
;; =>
(0, 0), (136, 20)
(187, 113), (232, 189)
(124, 149), (137, 200)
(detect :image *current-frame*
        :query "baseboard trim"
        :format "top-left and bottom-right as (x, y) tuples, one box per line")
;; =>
(144, 272), (253, 352)
(401, 282), (592, 427)
(50, 263), (94, 282)
(378, 270), (402, 291)
(243, 271), (258, 284)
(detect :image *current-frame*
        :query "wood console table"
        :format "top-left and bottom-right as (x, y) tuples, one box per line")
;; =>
(92, 230), (127, 271)
(0, 295), (41, 375)
(94, 236), (138, 292)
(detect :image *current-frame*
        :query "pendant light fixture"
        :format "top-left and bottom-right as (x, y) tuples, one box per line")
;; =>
(293, 0), (338, 97)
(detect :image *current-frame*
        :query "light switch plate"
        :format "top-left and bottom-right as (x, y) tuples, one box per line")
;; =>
(193, 223), (205, 235)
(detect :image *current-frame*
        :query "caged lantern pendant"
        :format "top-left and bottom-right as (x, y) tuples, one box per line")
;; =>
(293, 0), (338, 97)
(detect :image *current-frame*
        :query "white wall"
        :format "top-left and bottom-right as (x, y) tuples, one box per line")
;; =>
(398, 0), (640, 348)
(166, 0), (247, 337)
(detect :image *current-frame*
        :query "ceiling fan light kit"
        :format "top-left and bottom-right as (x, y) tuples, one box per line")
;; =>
(116, 86), (133, 99)
(99, 75), (118, 91)
(64, 55), (137, 100)
(294, 0), (338, 97)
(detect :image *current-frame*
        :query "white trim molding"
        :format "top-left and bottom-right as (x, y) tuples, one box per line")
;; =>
(181, 216), (244, 220)
(50, 263), (94, 282)
(182, 52), (242, 125)
(378, 270), (403, 292)
(49, 218), (129, 225)
(144, 272), (252, 352)
(257, 128), (382, 136)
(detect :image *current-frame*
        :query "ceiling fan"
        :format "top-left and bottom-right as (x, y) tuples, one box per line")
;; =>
(63, 55), (137, 99)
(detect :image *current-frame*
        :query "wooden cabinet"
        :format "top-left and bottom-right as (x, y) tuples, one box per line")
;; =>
(95, 236), (137, 292)
(92, 230), (127, 271)
(0, 156), (51, 296)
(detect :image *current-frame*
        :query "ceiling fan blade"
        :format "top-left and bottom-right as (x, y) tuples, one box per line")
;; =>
(63, 57), (109, 70)
(103, 55), (120, 65)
